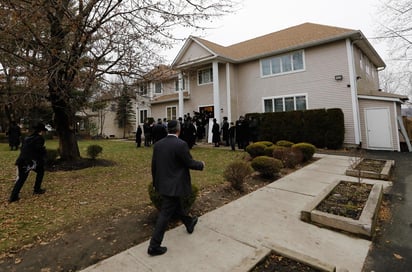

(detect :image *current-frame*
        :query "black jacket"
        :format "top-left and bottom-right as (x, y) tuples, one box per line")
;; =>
(15, 133), (46, 166)
(152, 135), (203, 197)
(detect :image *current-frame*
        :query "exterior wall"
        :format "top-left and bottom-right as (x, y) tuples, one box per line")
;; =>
(179, 41), (213, 65)
(233, 41), (357, 145)
(353, 47), (380, 91)
(358, 98), (400, 151)
(89, 100), (137, 138)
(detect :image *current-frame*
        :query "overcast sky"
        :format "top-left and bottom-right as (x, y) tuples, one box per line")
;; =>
(164, 0), (386, 63)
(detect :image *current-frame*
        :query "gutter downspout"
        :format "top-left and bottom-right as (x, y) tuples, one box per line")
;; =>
(346, 38), (361, 146)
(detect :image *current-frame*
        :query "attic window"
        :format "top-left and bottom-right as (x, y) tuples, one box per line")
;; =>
(261, 51), (304, 77)
(198, 67), (213, 85)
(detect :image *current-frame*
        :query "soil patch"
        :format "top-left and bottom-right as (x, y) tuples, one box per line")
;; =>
(46, 158), (117, 171)
(315, 181), (373, 220)
(251, 251), (322, 272)
(354, 159), (385, 173)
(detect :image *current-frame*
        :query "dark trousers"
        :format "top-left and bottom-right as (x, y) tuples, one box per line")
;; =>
(10, 164), (44, 200)
(149, 195), (192, 248)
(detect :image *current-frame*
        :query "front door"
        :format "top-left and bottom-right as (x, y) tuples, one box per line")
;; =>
(365, 108), (393, 149)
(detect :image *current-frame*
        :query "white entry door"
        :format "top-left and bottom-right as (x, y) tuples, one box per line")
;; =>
(365, 108), (393, 149)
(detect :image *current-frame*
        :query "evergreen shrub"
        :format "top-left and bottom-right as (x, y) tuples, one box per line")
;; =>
(291, 143), (316, 162)
(245, 142), (267, 158)
(148, 183), (199, 211)
(87, 144), (103, 160)
(276, 140), (294, 147)
(251, 156), (283, 179)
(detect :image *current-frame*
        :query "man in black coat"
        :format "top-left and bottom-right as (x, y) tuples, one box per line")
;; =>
(9, 123), (48, 203)
(148, 120), (205, 256)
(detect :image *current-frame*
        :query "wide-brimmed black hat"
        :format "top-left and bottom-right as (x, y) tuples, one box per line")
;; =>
(33, 123), (48, 132)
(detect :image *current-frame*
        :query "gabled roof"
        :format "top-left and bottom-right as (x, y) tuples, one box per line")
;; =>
(173, 22), (385, 68)
(140, 64), (178, 82)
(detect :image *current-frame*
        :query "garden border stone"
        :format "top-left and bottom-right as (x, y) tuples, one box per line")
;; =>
(345, 159), (394, 180)
(300, 180), (383, 239)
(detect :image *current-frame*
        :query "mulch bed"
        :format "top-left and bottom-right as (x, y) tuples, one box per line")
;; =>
(251, 251), (322, 272)
(315, 181), (373, 220)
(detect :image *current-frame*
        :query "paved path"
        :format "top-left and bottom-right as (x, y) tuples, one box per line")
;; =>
(80, 154), (394, 272)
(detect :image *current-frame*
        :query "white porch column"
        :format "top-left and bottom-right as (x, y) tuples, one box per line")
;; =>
(178, 72), (184, 119)
(213, 61), (221, 122)
(226, 63), (232, 122)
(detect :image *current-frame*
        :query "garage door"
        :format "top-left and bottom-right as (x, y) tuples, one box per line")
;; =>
(365, 108), (393, 149)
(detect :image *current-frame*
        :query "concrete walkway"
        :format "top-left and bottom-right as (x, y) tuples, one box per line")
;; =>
(80, 154), (392, 272)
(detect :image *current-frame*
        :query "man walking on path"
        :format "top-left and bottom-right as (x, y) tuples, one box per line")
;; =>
(148, 120), (205, 256)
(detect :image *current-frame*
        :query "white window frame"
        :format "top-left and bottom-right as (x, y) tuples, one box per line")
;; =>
(166, 105), (177, 121)
(198, 67), (213, 85)
(262, 93), (308, 112)
(261, 50), (305, 77)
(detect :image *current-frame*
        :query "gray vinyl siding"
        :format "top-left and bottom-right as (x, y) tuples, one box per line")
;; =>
(234, 41), (357, 145)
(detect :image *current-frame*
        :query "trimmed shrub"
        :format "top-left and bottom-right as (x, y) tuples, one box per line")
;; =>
(251, 156), (283, 179)
(245, 142), (267, 158)
(87, 144), (103, 160)
(257, 141), (274, 147)
(263, 145), (276, 157)
(276, 140), (294, 148)
(292, 142), (316, 162)
(325, 108), (345, 149)
(223, 160), (253, 192)
(148, 183), (199, 211)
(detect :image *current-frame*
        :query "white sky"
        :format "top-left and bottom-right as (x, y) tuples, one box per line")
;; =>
(164, 0), (386, 63)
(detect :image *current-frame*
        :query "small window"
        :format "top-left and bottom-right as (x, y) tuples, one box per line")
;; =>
(166, 106), (177, 120)
(198, 67), (213, 85)
(175, 77), (186, 91)
(154, 82), (162, 94)
(139, 110), (148, 124)
(139, 84), (148, 95)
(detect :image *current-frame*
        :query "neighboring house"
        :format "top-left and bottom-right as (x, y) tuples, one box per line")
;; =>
(139, 22), (408, 151)
(86, 88), (137, 139)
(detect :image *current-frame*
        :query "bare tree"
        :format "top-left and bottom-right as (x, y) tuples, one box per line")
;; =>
(0, 0), (234, 160)
(375, 0), (412, 96)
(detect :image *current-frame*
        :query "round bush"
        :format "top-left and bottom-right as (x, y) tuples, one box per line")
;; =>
(223, 160), (253, 192)
(148, 183), (199, 211)
(276, 140), (294, 148)
(251, 156), (283, 179)
(291, 142), (316, 162)
(245, 142), (267, 158)
(256, 141), (274, 147)
(87, 144), (103, 159)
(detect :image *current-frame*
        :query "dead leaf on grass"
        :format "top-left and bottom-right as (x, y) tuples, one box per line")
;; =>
(393, 253), (403, 260)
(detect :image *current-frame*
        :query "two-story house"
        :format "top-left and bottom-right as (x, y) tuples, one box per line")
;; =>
(138, 22), (408, 151)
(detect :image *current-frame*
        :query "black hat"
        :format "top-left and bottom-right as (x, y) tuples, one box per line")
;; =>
(167, 120), (180, 133)
(33, 123), (48, 132)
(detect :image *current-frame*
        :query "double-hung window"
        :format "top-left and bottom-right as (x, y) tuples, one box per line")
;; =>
(166, 106), (177, 121)
(261, 51), (304, 77)
(198, 67), (213, 85)
(263, 94), (307, 112)
(154, 82), (162, 94)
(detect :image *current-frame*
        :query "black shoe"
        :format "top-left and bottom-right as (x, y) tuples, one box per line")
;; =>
(8, 197), (20, 203)
(186, 217), (198, 234)
(147, 246), (167, 256)
(33, 189), (46, 195)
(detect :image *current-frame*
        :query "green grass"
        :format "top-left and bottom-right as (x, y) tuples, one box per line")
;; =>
(0, 140), (244, 253)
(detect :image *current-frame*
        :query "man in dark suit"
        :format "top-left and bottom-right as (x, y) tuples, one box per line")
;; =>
(148, 120), (205, 256)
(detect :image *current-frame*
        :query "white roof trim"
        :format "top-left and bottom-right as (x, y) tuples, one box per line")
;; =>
(358, 95), (404, 103)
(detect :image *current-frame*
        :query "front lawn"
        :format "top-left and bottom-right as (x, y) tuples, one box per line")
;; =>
(0, 140), (244, 254)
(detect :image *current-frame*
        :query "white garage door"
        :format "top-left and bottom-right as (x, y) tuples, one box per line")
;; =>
(365, 108), (393, 149)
